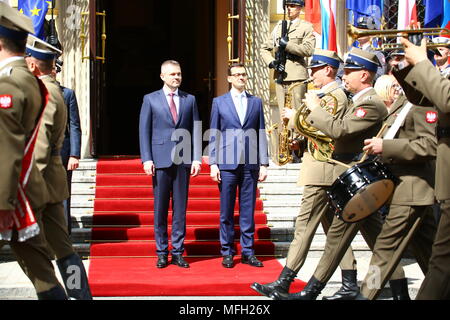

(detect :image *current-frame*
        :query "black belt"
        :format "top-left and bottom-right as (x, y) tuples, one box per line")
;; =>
(437, 126), (450, 139)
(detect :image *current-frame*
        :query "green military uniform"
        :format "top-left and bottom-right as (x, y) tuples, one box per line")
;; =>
(306, 85), (406, 286)
(358, 95), (437, 299)
(271, 48), (407, 300)
(252, 50), (358, 299)
(0, 2), (65, 298)
(261, 14), (315, 120)
(394, 59), (450, 299)
(25, 35), (92, 300)
(34, 74), (73, 259)
(286, 80), (356, 273)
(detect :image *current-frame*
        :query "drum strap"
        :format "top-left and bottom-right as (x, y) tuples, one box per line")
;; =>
(383, 102), (413, 139)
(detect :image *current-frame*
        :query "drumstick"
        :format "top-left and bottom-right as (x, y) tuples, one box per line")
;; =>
(327, 158), (352, 169)
(358, 123), (388, 164)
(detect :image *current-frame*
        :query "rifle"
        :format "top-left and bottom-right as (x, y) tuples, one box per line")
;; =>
(275, 1), (288, 84)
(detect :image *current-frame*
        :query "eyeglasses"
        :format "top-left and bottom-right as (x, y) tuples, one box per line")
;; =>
(231, 73), (248, 78)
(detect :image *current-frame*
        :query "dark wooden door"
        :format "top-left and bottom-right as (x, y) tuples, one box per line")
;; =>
(90, 0), (216, 156)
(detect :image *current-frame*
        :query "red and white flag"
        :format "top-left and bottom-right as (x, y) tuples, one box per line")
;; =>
(398, 0), (418, 29)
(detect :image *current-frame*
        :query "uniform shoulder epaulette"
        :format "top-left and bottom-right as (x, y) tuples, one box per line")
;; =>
(0, 66), (13, 78)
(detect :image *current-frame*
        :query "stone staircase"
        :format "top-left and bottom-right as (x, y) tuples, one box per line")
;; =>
(1, 158), (370, 261)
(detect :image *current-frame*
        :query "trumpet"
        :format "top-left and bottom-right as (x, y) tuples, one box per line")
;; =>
(347, 24), (450, 51)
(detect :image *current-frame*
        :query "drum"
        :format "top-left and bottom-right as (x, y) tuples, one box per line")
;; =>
(327, 160), (397, 223)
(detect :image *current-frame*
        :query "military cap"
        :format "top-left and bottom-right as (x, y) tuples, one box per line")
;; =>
(0, 1), (34, 41)
(356, 16), (377, 30)
(432, 36), (450, 48)
(344, 47), (381, 72)
(26, 34), (62, 61)
(308, 49), (343, 69)
(285, 0), (305, 7)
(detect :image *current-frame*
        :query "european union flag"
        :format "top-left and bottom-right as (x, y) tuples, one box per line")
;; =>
(18, 0), (49, 40)
(346, 0), (383, 28)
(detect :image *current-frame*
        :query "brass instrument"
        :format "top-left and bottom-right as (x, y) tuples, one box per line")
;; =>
(293, 89), (339, 162)
(347, 24), (450, 51)
(267, 80), (311, 166)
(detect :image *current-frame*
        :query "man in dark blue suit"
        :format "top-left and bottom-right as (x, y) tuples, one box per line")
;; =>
(209, 63), (269, 268)
(139, 60), (202, 268)
(54, 64), (82, 235)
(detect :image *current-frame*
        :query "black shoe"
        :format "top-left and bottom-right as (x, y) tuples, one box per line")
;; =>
(271, 276), (325, 300)
(322, 270), (360, 300)
(241, 255), (264, 267)
(222, 255), (234, 268)
(171, 255), (189, 268)
(156, 254), (169, 268)
(390, 278), (411, 300)
(36, 285), (68, 300)
(250, 266), (297, 297)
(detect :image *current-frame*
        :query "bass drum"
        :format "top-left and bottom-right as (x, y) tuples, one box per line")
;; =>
(327, 160), (397, 223)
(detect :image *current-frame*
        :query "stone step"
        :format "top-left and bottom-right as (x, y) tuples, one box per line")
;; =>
(260, 175), (299, 183)
(72, 174), (96, 183)
(71, 183), (96, 195)
(274, 241), (370, 257)
(77, 159), (97, 170)
(262, 199), (302, 207)
(1, 243), (90, 261)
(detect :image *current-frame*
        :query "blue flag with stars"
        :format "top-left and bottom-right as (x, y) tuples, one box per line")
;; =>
(18, 0), (49, 40)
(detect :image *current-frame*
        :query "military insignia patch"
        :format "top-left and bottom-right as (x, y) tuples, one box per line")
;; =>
(0, 95), (13, 109)
(425, 111), (438, 123)
(355, 107), (367, 118)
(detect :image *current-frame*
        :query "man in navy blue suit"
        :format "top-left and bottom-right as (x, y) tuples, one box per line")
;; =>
(209, 63), (269, 268)
(139, 60), (202, 268)
(58, 75), (81, 235)
(51, 61), (82, 235)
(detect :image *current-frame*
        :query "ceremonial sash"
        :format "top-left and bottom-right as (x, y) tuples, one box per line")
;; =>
(0, 78), (49, 242)
(384, 102), (413, 140)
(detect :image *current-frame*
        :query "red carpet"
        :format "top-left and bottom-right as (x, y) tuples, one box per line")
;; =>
(88, 157), (305, 296)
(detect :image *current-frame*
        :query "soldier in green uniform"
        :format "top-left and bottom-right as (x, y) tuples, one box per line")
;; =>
(392, 37), (450, 300)
(271, 48), (407, 300)
(25, 35), (92, 300)
(0, 2), (67, 299)
(251, 49), (360, 300)
(351, 71), (438, 299)
(261, 0), (315, 122)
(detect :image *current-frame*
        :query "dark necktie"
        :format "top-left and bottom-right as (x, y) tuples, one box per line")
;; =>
(168, 92), (178, 123)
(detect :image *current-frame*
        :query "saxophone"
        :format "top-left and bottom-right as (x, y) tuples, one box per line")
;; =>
(267, 80), (311, 166)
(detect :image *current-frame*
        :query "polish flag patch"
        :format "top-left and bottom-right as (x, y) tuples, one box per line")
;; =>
(425, 111), (438, 123)
(0, 95), (13, 109)
(355, 107), (367, 118)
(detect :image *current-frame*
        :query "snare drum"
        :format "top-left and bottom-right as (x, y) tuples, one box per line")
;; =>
(328, 160), (397, 223)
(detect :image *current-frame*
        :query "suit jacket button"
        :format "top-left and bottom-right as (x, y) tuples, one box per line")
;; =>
(412, 81), (417, 86)
(8, 198), (17, 206)
(309, 120), (314, 124)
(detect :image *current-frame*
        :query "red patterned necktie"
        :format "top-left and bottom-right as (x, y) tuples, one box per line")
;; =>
(168, 92), (178, 123)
